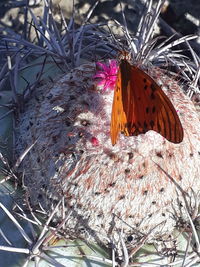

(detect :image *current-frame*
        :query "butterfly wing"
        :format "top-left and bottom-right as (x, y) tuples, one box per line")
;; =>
(110, 59), (183, 145)
(110, 62), (129, 145)
(128, 66), (183, 143)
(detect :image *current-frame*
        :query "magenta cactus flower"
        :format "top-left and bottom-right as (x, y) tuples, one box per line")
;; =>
(94, 60), (118, 90)
(90, 136), (99, 146)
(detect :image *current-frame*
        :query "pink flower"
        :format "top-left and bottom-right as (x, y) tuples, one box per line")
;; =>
(93, 60), (118, 91)
(90, 137), (99, 146)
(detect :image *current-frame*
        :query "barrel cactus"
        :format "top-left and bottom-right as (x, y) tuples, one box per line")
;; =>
(1, 0), (200, 266)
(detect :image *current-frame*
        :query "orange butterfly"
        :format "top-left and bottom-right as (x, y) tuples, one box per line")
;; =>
(111, 58), (184, 145)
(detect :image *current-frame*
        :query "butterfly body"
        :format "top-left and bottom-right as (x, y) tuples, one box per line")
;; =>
(111, 59), (183, 145)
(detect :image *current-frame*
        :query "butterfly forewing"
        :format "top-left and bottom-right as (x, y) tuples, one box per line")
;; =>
(110, 63), (129, 145)
(110, 59), (183, 145)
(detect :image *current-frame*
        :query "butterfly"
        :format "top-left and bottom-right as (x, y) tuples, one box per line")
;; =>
(110, 58), (184, 145)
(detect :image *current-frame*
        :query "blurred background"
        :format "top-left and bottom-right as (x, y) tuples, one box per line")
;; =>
(1, 0), (199, 37)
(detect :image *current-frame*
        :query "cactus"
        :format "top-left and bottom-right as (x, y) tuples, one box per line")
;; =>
(0, 0), (200, 266)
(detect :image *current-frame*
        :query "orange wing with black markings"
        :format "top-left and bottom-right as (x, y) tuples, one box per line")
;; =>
(110, 59), (183, 145)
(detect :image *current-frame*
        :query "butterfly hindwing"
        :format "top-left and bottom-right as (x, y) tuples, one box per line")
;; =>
(129, 66), (183, 143)
(110, 59), (183, 145)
